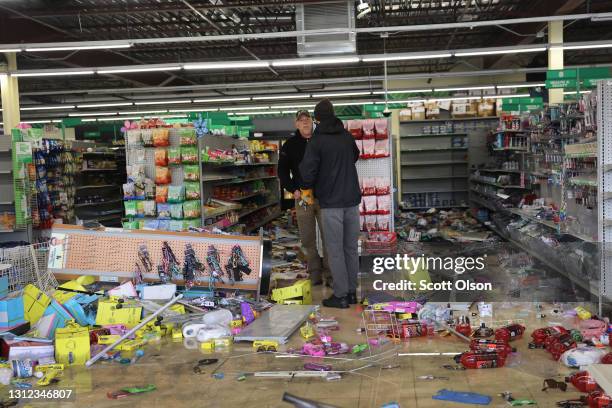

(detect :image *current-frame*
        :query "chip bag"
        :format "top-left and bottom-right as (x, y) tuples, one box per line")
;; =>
(154, 148), (168, 166)
(181, 146), (198, 164)
(155, 167), (171, 184)
(185, 182), (200, 200)
(168, 148), (181, 166)
(183, 200), (201, 219)
(152, 128), (169, 147)
(168, 185), (185, 203)
(155, 185), (168, 203)
(183, 165), (200, 181)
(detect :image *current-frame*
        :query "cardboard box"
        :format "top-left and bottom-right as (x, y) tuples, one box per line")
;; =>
(399, 109), (412, 121)
(271, 279), (312, 305)
(412, 106), (425, 120)
(0, 293), (25, 328)
(23, 284), (51, 325)
(55, 321), (90, 366)
(478, 102), (495, 117)
(426, 108), (440, 119)
(5, 340), (54, 361)
(95, 299), (142, 328)
(452, 103), (477, 118)
(34, 300), (74, 339)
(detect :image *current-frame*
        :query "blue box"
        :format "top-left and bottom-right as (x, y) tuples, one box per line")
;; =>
(0, 276), (8, 299)
(0, 294), (25, 328)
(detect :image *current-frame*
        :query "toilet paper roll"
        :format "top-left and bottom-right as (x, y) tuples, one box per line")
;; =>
(183, 337), (198, 350)
(196, 327), (231, 343)
(182, 323), (208, 338)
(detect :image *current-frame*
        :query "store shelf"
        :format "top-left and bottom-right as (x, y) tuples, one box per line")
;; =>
(492, 147), (529, 152)
(238, 201), (278, 218)
(400, 116), (499, 124)
(76, 184), (118, 190)
(201, 175), (238, 183)
(203, 161), (278, 167)
(401, 160), (467, 166)
(493, 129), (530, 133)
(75, 199), (122, 208)
(400, 205), (469, 211)
(403, 189), (468, 194)
(0, 148), (11, 153)
(217, 190), (268, 201)
(246, 210), (281, 233)
(0, 170), (12, 174)
(568, 177), (597, 187)
(402, 175), (467, 180)
(469, 178), (529, 189)
(0, 229), (15, 233)
(95, 214), (123, 222)
(81, 168), (118, 172)
(402, 147), (468, 152)
(220, 175), (277, 185)
(476, 168), (523, 174)
(508, 208), (594, 242)
(0, 201), (14, 205)
(400, 133), (467, 138)
(470, 195), (498, 212)
(80, 151), (120, 156)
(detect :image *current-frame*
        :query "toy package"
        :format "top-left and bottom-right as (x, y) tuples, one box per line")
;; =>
(362, 119), (376, 139)
(374, 119), (388, 139)
(185, 182), (200, 200)
(183, 165), (200, 181)
(179, 129), (197, 146)
(181, 146), (198, 164)
(374, 139), (389, 157)
(155, 148), (168, 166)
(141, 129), (153, 146)
(155, 167), (171, 184)
(157, 203), (171, 219)
(168, 186), (185, 203)
(362, 139), (375, 159)
(143, 200), (156, 217)
(170, 203), (183, 219)
(155, 185), (168, 203)
(183, 200), (201, 219)
(377, 195), (391, 214)
(168, 147), (181, 166)
(124, 201), (137, 217)
(152, 128), (170, 147)
(348, 120), (363, 139)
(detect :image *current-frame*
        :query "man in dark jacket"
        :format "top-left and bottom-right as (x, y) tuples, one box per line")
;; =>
(278, 110), (331, 286)
(299, 99), (361, 309)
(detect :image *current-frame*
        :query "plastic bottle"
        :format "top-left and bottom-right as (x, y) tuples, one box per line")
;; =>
(601, 352), (612, 364)
(456, 316), (472, 338)
(546, 333), (577, 361)
(530, 326), (568, 348)
(494, 324), (525, 342)
(586, 390), (612, 408)
(454, 350), (506, 369)
(473, 323), (494, 338)
(566, 371), (600, 393)
(469, 339), (516, 357)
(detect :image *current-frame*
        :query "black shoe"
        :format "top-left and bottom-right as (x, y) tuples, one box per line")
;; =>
(347, 292), (357, 305)
(322, 295), (349, 309)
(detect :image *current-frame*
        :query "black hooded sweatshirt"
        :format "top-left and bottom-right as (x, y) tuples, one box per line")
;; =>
(299, 117), (361, 208)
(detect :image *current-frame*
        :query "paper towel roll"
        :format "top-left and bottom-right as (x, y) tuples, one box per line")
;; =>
(183, 337), (198, 349)
(196, 327), (231, 342)
(182, 323), (208, 338)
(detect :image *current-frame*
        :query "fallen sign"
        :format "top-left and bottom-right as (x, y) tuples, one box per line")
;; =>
(234, 304), (316, 344)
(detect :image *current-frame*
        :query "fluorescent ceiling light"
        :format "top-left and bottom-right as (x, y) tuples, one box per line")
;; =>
(270, 103), (316, 109)
(553, 43), (612, 50)
(252, 94), (309, 100)
(362, 53), (451, 62)
(496, 83), (545, 89)
(22, 120), (57, 124)
(134, 99), (192, 105)
(391, 99), (427, 103)
(272, 56), (360, 67)
(12, 70), (95, 77)
(77, 102), (134, 108)
(98, 66), (181, 74)
(193, 97), (251, 103)
(373, 89), (433, 94)
(333, 100), (376, 106)
(219, 106), (268, 111)
(119, 110), (168, 115)
(0, 49), (21, 53)
(434, 85), (495, 91)
(168, 108), (209, 113)
(563, 90), (592, 94)
(313, 91), (372, 98)
(25, 44), (131, 52)
(488, 93), (530, 99)
(81, 118), (98, 122)
(21, 105), (75, 111)
(428, 96), (482, 102)
(454, 47), (546, 57)
(184, 61), (269, 70)
(228, 111), (281, 115)
(69, 112), (118, 117)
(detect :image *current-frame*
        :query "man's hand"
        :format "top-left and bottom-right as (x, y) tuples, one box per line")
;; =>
(293, 190), (301, 200)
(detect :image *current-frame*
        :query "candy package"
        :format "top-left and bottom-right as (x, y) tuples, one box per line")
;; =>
(152, 128), (170, 147)
(124, 201), (137, 217)
(143, 200), (156, 217)
(376, 215), (390, 231)
(363, 196), (378, 214)
(359, 215), (365, 231)
(155, 148), (168, 166)
(374, 139), (389, 157)
(183, 165), (200, 181)
(181, 146), (198, 164)
(374, 119), (388, 139)
(168, 185), (185, 203)
(362, 119), (376, 139)
(122, 220), (140, 230)
(365, 215), (377, 232)
(155, 185), (168, 203)
(355, 140), (363, 158)
(183, 200), (201, 219)
(168, 148), (181, 166)
(144, 178), (156, 199)
(348, 120), (363, 139)
(362, 177), (376, 195)
(141, 129), (153, 146)
(123, 182), (136, 200)
(170, 203), (183, 220)
(133, 180), (145, 200)
(375, 177), (390, 195)
(136, 201), (145, 218)
(179, 129), (197, 146)
(376, 195), (391, 214)
(155, 167), (171, 184)
(362, 139), (375, 158)
(126, 130), (142, 146)
(157, 203), (171, 219)
(185, 182), (201, 200)
(169, 220), (184, 232)
(158, 220), (170, 231)
(144, 220), (160, 230)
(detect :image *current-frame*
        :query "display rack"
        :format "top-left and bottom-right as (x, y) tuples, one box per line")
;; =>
(598, 80), (612, 309)
(0, 136), (25, 240)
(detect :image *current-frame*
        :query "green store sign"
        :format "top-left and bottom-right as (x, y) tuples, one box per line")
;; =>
(546, 67), (612, 89)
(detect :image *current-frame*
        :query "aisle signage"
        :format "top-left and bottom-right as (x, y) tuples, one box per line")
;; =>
(546, 67), (612, 89)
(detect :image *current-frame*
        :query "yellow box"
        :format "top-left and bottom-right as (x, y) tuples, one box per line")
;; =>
(214, 337), (232, 348)
(95, 299), (142, 328)
(169, 304), (185, 314)
(23, 284), (51, 324)
(97, 334), (120, 345)
(115, 339), (146, 351)
(54, 321), (90, 366)
(253, 340), (278, 352)
(283, 300), (303, 305)
(171, 328), (183, 340)
(230, 319), (243, 328)
(271, 279), (311, 305)
(200, 340), (214, 350)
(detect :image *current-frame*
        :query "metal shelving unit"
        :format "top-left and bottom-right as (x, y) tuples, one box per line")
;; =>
(599, 80), (612, 312)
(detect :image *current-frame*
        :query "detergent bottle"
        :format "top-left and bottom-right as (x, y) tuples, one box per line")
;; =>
(530, 326), (568, 348)
(455, 316), (472, 338)
(566, 371), (600, 393)
(454, 350), (506, 369)
(586, 390), (612, 408)
(469, 339), (516, 357)
(494, 324), (525, 342)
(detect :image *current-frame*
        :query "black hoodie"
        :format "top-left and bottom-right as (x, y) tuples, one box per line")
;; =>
(299, 117), (361, 208)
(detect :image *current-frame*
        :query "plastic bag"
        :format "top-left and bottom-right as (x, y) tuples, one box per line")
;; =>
(170, 204), (183, 220)
(181, 146), (198, 164)
(359, 215), (365, 231)
(374, 139), (389, 157)
(141, 129), (153, 146)
(168, 185), (185, 203)
(183, 200), (201, 219)
(179, 129), (197, 146)
(362, 139), (375, 158)
(375, 177), (390, 195)
(362, 119), (376, 139)
(183, 165), (200, 181)
(376, 215), (390, 231)
(152, 128), (170, 147)
(355, 139), (363, 159)
(157, 203), (171, 219)
(168, 147), (181, 166)
(348, 120), (363, 139)
(365, 215), (377, 231)
(143, 200), (156, 217)
(155, 148), (168, 166)
(155, 185), (168, 203)
(377, 195), (391, 214)
(124, 201), (137, 217)
(374, 119), (388, 139)
(364, 196), (377, 214)
(362, 177), (376, 195)
(155, 167), (171, 184)
(185, 182), (201, 200)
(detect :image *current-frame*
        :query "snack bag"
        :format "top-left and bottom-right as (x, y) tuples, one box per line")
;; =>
(185, 182), (201, 200)
(136, 201), (145, 218)
(365, 215), (377, 231)
(141, 129), (153, 146)
(348, 120), (363, 139)
(152, 128), (170, 147)
(143, 200), (156, 217)
(183, 200), (201, 219)
(157, 203), (171, 220)
(124, 201), (137, 217)
(179, 129), (197, 146)
(362, 177), (376, 195)
(181, 146), (198, 164)
(155, 167), (171, 184)
(362, 119), (376, 139)
(144, 219), (160, 230)
(355, 139), (363, 159)
(158, 220), (170, 231)
(168, 148), (181, 166)
(168, 220), (183, 232)
(155, 148), (168, 166)
(376, 195), (391, 214)
(144, 178), (156, 199)
(122, 220), (140, 230)
(126, 130), (142, 146)
(374, 139), (389, 158)
(375, 177), (390, 195)
(376, 215), (390, 231)
(123, 182), (135, 200)
(362, 139), (375, 159)
(168, 185), (185, 203)
(374, 119), (388, 139)
(364, 196), (377, 214)
(183, 165), (200, 181)
(170, 204), (183, 220)
(155, 185), (168, 203)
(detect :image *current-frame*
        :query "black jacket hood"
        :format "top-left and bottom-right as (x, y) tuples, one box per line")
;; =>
(314, 117), (345, 135)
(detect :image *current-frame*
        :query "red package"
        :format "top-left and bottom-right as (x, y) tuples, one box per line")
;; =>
(377, 195), (391, 214)
(362, 177), (376, 195)
(374, 119), (388, 139)
(154, 148), (168, 166)
(362, 119), (376, 139)
(155, 166), (171, 184)
(152, 128), (170, 147)
(348, 120), (363, 139)
(375, 177), (390, 195)
(155, 185), (168, 203)
(364, 196), (377, 214)
(355, 139), (363, 158)
(359, 215), (365, 231)
(365, 215), (377, 232)
(360, 197), (367, 214)
(374, 139), (389, 157)
(362, 139), (375, 158)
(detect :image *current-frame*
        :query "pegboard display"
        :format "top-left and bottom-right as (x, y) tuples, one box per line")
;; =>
(48, 224), (262, 292)
(598, 80), (612, 302)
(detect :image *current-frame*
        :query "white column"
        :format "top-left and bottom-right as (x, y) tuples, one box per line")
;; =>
(0, 53), (20, 132)
(548, 21), (564, 105)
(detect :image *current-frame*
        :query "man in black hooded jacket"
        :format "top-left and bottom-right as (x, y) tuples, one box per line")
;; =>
(299, 99), (361, 309)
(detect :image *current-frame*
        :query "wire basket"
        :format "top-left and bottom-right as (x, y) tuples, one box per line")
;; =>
(363, 232), (397, 254)
(0, 242), (57, 294)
